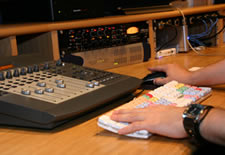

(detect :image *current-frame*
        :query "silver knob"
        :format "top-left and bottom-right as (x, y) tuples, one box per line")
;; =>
(57, 83), (66, 88)
(37, 82), (46, 87)
(35, 89), (44, 94)
(55, 79), (64, 84)
(91, 80), (100, 86)
(45, 87), (54, 93)
(21, 89), (31, 95)
(86, 82), (94, 88)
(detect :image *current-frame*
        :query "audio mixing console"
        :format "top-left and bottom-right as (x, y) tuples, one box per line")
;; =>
(0, 60), (142, 129)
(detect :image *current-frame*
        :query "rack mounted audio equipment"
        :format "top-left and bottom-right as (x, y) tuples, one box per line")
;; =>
(59, 21), (150, 69)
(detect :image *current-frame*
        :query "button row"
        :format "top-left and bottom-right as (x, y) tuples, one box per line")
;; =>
(0, 60), (64, 81)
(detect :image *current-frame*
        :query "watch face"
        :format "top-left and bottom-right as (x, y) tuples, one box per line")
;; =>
(188, 106), (201, 115)
(183, 104), (207, 137)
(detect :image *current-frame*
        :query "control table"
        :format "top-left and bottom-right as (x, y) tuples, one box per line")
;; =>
(1, 47), (225, 155)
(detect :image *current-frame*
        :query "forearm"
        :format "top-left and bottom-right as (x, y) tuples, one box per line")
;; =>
(200, 108), (225, 146)
(190, 60), (225, 86)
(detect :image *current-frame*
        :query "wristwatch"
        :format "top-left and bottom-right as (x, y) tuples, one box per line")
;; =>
(182, 104), (213, 144)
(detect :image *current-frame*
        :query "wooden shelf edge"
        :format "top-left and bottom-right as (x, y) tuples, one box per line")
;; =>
(0, 4), (225, 37)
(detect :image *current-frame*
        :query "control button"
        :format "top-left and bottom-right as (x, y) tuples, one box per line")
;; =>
(20, 67), (27, 75)
(57, 83), (66, 88)
(21, 89), (31, 95)
(13, 69), (20, 77)
(0, 72), (5, 81)
(86, 82), (94, 88)
(6, 71), (12, 79)
(35, 89), (44, 94)
(37, 82), (46, 87)
(45, 87), (54, 93)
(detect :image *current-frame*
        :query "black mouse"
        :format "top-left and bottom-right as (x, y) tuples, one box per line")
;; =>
(140, 71), (167, 90)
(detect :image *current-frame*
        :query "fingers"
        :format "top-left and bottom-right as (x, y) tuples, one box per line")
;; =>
(112, 108), (144, 114)
(117, 121), (146, 135)
(110, 109), (150, 135)
(111, 109), (146, 122)
(148, 65), (167, 72)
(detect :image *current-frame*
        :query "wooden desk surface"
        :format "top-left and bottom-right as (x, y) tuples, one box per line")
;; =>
(1, 47), (225, 155)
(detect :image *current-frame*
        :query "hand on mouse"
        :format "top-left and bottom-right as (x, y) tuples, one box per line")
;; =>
(148, 64), (192, 85)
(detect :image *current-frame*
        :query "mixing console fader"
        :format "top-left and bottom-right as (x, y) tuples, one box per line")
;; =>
(0, 60), (142, 129)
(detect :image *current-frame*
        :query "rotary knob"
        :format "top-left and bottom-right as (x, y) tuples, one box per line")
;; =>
(37, 82), (46, 87)
(20, 67), (27, 75)
(57, 83), (66, 88)
(35, 89), (44, 94)
(86, 82), (94, 88)
(55, 79), (64, 84)
(91, 80), (100, 86)
(21, 89), (31, 95)
(43, 63), (50, 70)
(6, 71), (12, 79)
(33, 64), (39, 72)
(27, 66), (33, 74)
(13, 69), (20, 77)
(45, 87), (54, 93)
(0, 72), (5, 81)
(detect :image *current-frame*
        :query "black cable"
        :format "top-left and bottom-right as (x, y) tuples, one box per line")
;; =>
(156, 24), (178, 52)
(217, 14), (225, 19)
